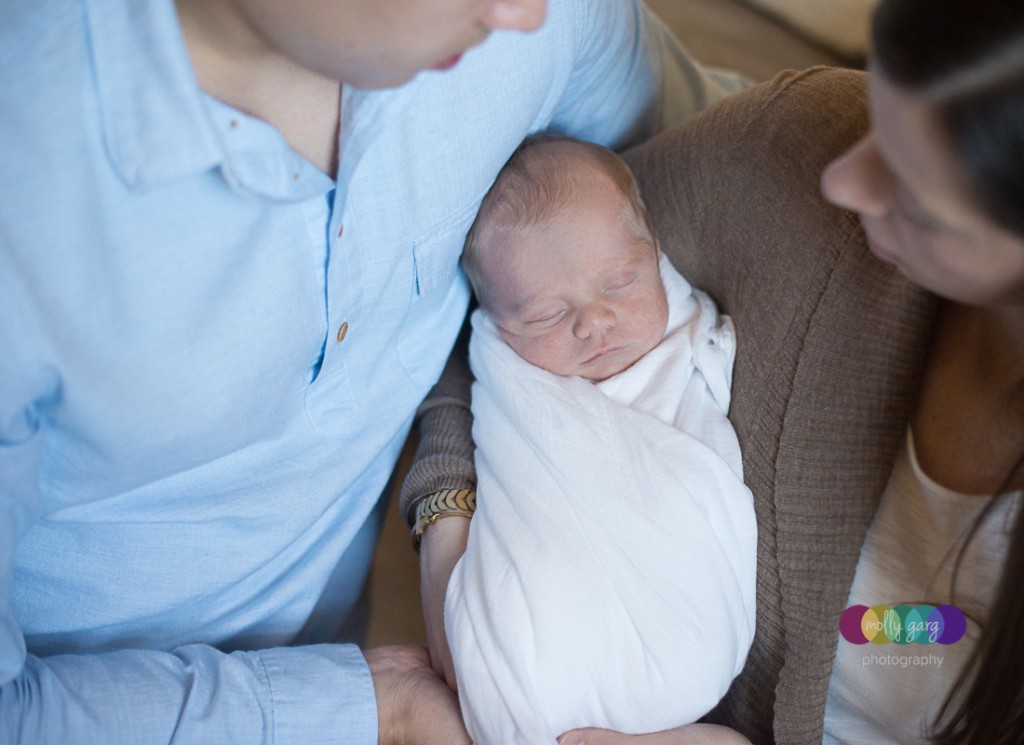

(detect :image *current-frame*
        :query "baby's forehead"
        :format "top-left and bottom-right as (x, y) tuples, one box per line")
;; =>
(536, 146), (621, 192)
(492, 160), (627, 226)
(469, 142), (647, 288)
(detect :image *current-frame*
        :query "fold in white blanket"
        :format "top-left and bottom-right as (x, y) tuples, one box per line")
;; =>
(446, 255), (756, 744)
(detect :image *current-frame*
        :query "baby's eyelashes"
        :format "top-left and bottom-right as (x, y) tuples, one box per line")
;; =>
(524, 309), (567, 328)
(603, 274), (637, 294)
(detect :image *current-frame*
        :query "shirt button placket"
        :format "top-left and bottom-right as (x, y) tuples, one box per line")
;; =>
(334, 222), (347, 344)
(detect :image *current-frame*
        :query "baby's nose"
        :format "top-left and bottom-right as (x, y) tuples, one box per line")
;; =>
(573, 303), (615, 339)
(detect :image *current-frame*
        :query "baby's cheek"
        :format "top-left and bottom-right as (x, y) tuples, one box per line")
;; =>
(504, 334), (534, 363)
(511, 334), (572, 376)
(633, 293), (669, 354)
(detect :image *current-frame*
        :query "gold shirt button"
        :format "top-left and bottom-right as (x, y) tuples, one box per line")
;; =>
(336, 322), (349, 343)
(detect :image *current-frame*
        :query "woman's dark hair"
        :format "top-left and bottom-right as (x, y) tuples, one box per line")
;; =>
(872, 3), (1024, 743)
(872, 0), (1024, 237)
(931, 455), (1024, 745)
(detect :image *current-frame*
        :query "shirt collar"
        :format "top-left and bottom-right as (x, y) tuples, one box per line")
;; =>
(84, 0), (221, 190)
(82, 0), (334, 201)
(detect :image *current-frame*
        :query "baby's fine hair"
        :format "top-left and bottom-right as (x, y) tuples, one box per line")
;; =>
(462, 134), (657, 304)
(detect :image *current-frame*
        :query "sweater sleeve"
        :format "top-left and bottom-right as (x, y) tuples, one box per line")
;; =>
(399, 316), (476, 528)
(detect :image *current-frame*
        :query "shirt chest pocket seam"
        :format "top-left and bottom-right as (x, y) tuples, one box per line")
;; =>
(395, 199), (481, 387)
(411, 237), (456, 298)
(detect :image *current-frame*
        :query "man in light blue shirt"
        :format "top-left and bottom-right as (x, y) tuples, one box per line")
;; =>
(0, 0), (744, 742)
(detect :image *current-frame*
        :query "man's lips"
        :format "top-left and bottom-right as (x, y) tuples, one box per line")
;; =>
(431, 53), (463, 71)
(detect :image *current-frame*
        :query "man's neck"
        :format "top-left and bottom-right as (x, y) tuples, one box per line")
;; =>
(174, 0), (342, 175)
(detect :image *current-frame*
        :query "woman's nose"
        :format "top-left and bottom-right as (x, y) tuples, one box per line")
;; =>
(483, 0), (547, 33)
(821, 133), (893, 220)
(573, 303), (615, 339)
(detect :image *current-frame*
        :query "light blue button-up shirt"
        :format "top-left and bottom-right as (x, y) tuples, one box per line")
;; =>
(0, 0), (743, 742)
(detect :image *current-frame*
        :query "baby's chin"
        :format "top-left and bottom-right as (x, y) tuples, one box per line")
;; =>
(580, 363), (637, 382)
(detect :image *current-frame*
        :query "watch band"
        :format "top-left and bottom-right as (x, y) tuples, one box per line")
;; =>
(412, 488), (476, 551)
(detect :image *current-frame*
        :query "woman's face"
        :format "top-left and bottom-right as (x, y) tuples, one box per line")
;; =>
(821, 67), (1024, 308)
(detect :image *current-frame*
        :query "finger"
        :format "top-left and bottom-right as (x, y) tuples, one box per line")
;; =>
(559, 725), (751, 745)
(406, 657), (470, 745)
(366, 644), (471, 745)
(559, 728), (627, 745)
(559, 727), (695, 745)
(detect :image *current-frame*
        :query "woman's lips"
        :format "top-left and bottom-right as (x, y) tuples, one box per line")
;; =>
(866, 235), (898, 264)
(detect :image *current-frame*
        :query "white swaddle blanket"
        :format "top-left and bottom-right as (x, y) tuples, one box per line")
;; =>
(446, 254), (756, 744)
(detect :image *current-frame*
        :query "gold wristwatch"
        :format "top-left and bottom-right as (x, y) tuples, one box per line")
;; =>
(411, 488), (476, 550)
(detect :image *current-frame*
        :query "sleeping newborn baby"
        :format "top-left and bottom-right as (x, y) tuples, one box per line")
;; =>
(447, 135), (756, 744)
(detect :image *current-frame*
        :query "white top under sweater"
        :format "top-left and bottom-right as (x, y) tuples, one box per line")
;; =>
(823, 429), (1021, 744)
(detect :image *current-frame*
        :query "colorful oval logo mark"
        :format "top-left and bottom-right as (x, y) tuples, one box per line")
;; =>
(839, 604), (966, 645)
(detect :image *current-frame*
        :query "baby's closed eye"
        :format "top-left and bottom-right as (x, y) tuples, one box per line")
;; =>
(604, 274), (637, 294)
(525, 309), (568, 328)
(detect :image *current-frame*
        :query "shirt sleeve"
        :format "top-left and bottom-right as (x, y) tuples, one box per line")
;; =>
(0, 315), (377, 745)
(1, 643), (377, 745)
(550, 0), (750, 150)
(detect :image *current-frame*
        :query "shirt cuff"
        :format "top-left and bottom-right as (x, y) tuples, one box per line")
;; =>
(257, 643), (376, 745)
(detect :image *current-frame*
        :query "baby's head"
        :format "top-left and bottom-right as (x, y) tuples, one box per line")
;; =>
(463, 135), (668, 381)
